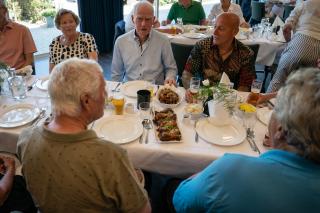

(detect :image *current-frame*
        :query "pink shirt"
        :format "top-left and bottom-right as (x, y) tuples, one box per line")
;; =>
(0, 21), (37, 69)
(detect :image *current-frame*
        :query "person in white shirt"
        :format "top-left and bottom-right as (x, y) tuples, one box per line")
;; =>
(208, 0), (249, 28)
(267, 0), (320, 92)
(124, 0), (160, 32)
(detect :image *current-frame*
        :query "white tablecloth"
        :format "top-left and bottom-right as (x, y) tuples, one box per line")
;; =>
(0, 80), (270, 178)
(167, 33), (286, 66)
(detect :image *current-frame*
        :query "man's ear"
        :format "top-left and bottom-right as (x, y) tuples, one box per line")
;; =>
(132, 15), (135, 25)
(274, 124), (286, 141)
(80, 93), (90, 110)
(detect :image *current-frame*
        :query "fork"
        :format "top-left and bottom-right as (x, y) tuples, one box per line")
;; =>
(247, 128), (261, 154)
(111, 82), (121, 92)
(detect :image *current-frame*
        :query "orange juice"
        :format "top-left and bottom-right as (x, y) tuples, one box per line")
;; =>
(247, 92), (259, 106)
(112, 96), (125, 115)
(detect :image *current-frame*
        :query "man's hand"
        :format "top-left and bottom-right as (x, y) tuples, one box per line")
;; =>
(0, 157), (15, 174)
(164, 78), (177, 86)
(283, 24), (292, 42)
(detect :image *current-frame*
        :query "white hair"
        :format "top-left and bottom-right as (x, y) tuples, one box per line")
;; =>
(133, 0), (154, 16)
(274, 67), (320, 163)
(48, 58), (103, 117)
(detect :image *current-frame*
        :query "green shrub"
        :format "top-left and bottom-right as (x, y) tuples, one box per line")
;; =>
(41, 8), (56, 17)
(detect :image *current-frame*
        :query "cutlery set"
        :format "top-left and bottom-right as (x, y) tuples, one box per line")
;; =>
(246, 128), (261, 154)
(140, 119), (153, 144)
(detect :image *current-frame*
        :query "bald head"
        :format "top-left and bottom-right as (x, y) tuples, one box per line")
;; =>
(217, 12), (240, 30)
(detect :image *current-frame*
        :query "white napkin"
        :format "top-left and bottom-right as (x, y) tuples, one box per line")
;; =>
(276, 27), (286, 43)
(272, 16), (285, 28)
(220, 72), (231, 85)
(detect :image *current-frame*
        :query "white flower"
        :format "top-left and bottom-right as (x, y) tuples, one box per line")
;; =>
(202, 79), (210, 86)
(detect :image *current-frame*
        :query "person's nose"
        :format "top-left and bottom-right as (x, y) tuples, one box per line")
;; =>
(213, 28), (218, 36)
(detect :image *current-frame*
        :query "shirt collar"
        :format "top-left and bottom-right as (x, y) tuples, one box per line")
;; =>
(178, 0), (194, 9)
(210, 36), (239, 51)
(1, 20), (13, 32)
(132, 29), (153, 43)
(260, 149), (320, 172)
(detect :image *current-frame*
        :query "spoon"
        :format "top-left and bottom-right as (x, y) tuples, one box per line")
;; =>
(142, 119), (153, 144)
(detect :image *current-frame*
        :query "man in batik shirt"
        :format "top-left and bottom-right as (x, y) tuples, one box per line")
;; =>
(182, 12), (256, 92)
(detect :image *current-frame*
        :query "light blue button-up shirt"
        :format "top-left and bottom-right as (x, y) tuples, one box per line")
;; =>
(111, 29), (177, 85)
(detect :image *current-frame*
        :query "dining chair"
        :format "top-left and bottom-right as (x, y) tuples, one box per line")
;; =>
(283, 4), (295, 21)
(113, 20), (126, 47)
(249, 1), (265, 25)
(170, 43), (194, 87)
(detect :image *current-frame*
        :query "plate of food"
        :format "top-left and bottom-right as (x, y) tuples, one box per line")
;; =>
(156, 85), (183, 108)
(153, 108), (182, 143)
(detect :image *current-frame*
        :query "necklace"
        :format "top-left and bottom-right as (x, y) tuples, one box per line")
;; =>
(60, 33), (78, 46)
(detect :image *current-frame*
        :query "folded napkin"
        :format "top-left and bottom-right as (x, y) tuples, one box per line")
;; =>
(16, 65), (33, 77)
(220, 72), (231, 85)
(272, 16), (285, 28)
(276, 27), (286, 42)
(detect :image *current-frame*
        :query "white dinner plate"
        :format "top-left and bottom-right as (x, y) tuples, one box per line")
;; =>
(196, 118), (246, 146)
(36, 77), (49, 91)
(0, 104), (40, 128)
(182, 32), (206, 39)
(94, 115), (143, 144)
(257, 107), (272, 126)
(120, 80), (153, 98)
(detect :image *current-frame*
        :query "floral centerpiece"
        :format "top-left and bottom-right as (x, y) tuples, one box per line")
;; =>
(198, 79), (236, 115)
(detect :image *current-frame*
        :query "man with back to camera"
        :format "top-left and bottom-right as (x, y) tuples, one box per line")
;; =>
(17, 58), (151, 213)
(173, 67), (320, 212)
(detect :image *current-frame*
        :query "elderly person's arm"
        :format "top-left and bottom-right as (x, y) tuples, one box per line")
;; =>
(22, 53), (34, 68)
(283, 2), (303, 42)
(85, 34), (98, 61)
(162, 39), (177, 85)
(111, 40), (125, 82)
(0, 157), (15, 205)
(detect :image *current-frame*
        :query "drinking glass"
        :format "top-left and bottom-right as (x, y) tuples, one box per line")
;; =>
(111, 92), (125, 115)
(139, 102), (151, 121)
(189, 77), (200, 95)
(8, 75), (27, 100)
(177, 17), (183, 26)
(247, 79), (263, 106)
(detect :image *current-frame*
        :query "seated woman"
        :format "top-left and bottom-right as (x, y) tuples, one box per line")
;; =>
(208, 0), (250, 28)
(49, 9), (98, 72)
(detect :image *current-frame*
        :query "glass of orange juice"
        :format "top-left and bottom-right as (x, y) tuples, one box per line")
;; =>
(111, 92), (125, 115)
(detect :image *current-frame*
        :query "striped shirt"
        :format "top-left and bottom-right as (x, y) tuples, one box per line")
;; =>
(183, 36), (256, 89)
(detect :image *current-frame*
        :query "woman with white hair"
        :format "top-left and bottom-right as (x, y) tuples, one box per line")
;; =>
(173, 67), (320, 212)
(49, 9), (98, 72)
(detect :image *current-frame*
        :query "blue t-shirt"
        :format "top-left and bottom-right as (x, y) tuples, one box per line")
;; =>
(173, 150), (320, 213)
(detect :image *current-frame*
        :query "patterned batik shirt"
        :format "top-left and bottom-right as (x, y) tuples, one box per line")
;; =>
(184, 36), (256, 89)
(49, 32), (98, 65)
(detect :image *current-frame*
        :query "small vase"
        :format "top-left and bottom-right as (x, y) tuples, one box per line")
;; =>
(208, 100), (232, 126)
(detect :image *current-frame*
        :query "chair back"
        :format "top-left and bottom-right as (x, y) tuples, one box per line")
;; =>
(113, 20), (125, 46)
(283, 4), (295, 21)
(170, 43), (194, 86)
(250, 1), (265, 23)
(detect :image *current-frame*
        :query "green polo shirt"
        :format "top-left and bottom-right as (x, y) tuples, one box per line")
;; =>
(167, 1), (206, 25)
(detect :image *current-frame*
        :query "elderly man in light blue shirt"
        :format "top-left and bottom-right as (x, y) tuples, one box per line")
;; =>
(111, 1), (177, 85)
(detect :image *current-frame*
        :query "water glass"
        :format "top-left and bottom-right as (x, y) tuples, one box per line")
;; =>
(139, 102), (151, 120)
(189, 77), (200, 94)
(177, 17), (183, 26)
(8, 75), (27, 100)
